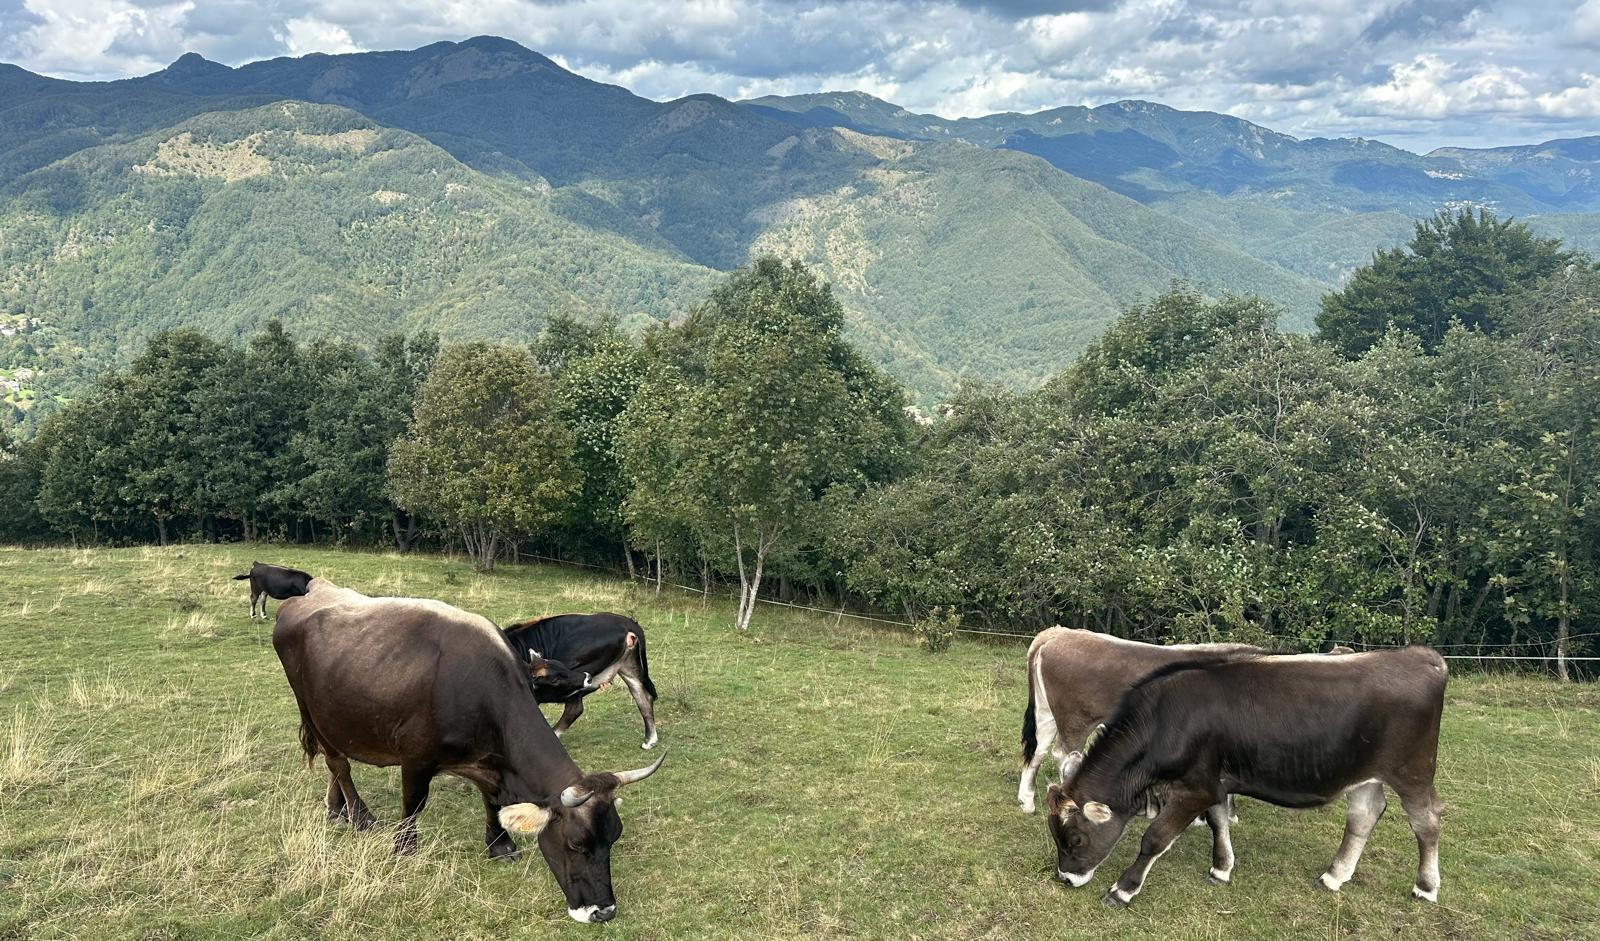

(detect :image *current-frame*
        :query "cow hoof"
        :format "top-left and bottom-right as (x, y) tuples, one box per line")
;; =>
(1315, 873), (1343, 893)
(1412, 885), (1438, 903)
(394, 838), (419, 856)
(641, 739), (657, 750)
(352, 815), (379, 832)
(1018, 801), (1036, 815)
(1206, 869), (1231, 886)
(1102, 889), (1132, 909)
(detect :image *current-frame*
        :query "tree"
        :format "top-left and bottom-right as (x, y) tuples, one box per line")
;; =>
(1317, 209), (1578, 357)
(118, 330), (229, 544)
(387, 344), (580, 571)
(1494, 268), (1600, 680)
(621, 258), (912, 630)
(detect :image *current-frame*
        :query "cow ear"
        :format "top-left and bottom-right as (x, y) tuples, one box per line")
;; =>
(1045, 784), (1068, 816)
(498, 803), (552, 837)
(1082, 801), (1114, 824)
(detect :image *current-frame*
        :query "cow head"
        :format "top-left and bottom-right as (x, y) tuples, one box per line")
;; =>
(497, 752), (666, 923)
(1044, 751), (1131, 888)
(526, 652), (596, 702)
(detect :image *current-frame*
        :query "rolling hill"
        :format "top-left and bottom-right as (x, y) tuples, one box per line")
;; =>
(1, 37), (1595, 402)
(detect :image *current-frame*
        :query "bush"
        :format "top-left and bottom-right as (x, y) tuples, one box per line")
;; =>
(914, 606), (960, 653)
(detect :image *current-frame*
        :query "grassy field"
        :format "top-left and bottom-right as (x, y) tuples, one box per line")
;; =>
(1, 544), (1598, 940)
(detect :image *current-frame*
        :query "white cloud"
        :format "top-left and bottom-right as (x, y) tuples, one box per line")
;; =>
(1356, 55), (1533, 119)
(1538, 74), (1600, 118)
(275, 14), (362, 56)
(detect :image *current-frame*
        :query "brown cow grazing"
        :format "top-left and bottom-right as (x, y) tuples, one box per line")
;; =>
(272, 579), (665, 924)
(1045, 647), (1447, 907)
(1017, 627), (1259, 814)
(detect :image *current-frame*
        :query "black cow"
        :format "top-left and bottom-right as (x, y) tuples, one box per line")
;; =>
(1045, 647), (1446, 907)
(233, 562), (313, 620)
(273, 579), (665, 923)
(503, 613), (659, 749)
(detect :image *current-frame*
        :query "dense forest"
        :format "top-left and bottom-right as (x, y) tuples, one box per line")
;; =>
(2, 211), (1596, 677)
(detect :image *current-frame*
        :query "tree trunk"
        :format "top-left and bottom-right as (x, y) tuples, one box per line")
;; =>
(654, 539), (663, 597)
(624, 546), (637, 581)
(463, 522), (497, 572)
(391, 510), (417, 553)
(734, 525), (772, 632)
(154, 513), (168, 547)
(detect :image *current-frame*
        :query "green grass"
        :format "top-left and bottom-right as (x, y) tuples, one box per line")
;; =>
(1, 544), (1597, 940)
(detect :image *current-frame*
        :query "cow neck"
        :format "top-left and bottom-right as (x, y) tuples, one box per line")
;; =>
(1070, 716), (1158, 816)
(496, 698), (586, 805)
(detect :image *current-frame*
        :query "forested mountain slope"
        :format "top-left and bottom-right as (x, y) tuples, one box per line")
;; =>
(0, 103), (722, 363)
(0, 39), (1333, 398)
(2, 37), (1591, 400)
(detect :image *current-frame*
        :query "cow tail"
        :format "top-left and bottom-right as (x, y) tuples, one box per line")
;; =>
(1020, 647), (1039, 768)
(232, 574), (250, 580)
(296, 704), (320, 767)
(636, 630), (658, 701)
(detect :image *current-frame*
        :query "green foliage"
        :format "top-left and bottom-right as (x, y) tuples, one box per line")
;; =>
(1317, 209), (1581, 356)
(9, 258), (1597, 674)
(20, 321), (432, 546)
(913, 606), (959, 653)
(620, 258), (914, 629)
(387, 343), (580, 570)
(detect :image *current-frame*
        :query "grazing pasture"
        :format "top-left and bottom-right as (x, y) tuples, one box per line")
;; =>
(1, 544), (1597, 940)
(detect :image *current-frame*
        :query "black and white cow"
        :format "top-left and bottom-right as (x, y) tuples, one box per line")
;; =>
(1045, 647), (1447, 907)
(233, 562), (314, 620)
(503, 613), (659, 749)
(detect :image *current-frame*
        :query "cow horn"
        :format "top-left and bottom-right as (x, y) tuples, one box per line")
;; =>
(1059, 750), (1084, 783)
(612, 751), (666, 788)
(560, 784), (594, 808)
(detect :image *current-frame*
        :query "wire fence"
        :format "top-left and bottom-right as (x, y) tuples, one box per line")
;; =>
(513, 550), (1600, 667)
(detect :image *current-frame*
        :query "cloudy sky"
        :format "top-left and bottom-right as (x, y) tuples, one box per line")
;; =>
(3, 0), (1597, 151)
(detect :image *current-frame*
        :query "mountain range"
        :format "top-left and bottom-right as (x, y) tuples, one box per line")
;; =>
(2, 36), (1596, 399)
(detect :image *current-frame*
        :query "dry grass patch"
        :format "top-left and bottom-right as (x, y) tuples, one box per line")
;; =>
(0, 710), (79, 801)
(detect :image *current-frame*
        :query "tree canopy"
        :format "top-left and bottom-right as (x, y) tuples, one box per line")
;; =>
(1317, 208), (1579, 357)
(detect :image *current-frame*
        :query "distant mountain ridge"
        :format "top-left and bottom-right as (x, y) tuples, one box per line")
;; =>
(743, 90), (1600, 215)
(0, 37), (1595, 400)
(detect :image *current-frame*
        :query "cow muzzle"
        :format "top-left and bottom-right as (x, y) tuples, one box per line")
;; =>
(1059, 867), (1097, 888)
(568, 904), (617, 923)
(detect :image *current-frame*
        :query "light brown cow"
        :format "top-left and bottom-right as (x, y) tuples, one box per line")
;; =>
(1017, 627), (1260, 814)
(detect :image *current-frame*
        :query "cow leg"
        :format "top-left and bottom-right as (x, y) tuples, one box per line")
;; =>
(395, 766), (434, 855)
(1016, 701), (1059, 814)
(1399, 785), (1442, 902)
(325, 772), (349, 823)
(552, 697), (585, 738)
(1317, 780), (1386, 892)
(1105, 793), (1212, 906)
(1204, 802), (1236, 885)
(619, 672), (659, 750)
(250, 591), (260, 620)
(481, 794), (521, 862)
(324, 753), (377, 830)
